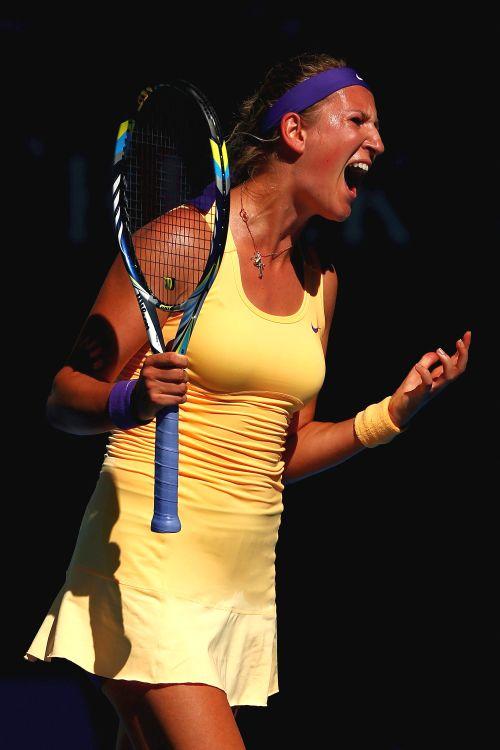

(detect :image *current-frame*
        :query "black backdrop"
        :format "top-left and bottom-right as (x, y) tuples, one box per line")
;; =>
(2, 9), (489, 749)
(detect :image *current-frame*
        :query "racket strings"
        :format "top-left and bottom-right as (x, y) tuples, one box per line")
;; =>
(124, 103), (215, 309)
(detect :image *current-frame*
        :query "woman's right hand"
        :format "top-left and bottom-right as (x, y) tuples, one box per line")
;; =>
(131, 352), (189, 422)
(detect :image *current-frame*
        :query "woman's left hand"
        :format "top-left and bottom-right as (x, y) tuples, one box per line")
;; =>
(388, 330), (471, 429)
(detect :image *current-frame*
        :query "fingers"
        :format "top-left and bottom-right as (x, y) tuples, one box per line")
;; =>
(414, 330), (470, 396)
(435, 329), (470, 379)
(455, 339), (467, 372)
(136, 378), (189, 417)
(454, 330), (471, 356)
(149, 367), (189, 384)
(148, 352), (189, 369)
(147, 383), (189, 404)
(456, 331), (470, 372)
(134, 352), (190, 419)
(435, 346), (454, 378)
(414, 361), (433, 387)
(143, 353), (189, 383)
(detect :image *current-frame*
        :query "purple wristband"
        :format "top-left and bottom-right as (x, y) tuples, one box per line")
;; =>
(108, 379), (149, 430)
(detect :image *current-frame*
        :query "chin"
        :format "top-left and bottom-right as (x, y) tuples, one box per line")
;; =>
(321, 204), (352, 223)
(323, 190), (354, 222)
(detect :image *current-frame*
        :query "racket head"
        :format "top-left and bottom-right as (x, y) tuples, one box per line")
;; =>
(113, 81), (230, 318)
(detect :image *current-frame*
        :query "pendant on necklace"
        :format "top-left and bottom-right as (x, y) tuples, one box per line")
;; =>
(251, 251), (264, 279)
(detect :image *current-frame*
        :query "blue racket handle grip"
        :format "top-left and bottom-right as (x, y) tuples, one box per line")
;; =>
(151, 404), (182, 533)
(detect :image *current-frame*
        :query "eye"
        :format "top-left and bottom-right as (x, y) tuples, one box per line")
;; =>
(351, 117), (363, 126)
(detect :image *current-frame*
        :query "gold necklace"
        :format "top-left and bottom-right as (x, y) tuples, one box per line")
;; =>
(239, 188), (292, 279)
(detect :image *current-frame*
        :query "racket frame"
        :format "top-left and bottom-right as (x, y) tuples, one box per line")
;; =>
(112, 80), (230, 532)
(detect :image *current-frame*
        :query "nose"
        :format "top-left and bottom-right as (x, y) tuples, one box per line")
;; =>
(366, 125), (385, 159)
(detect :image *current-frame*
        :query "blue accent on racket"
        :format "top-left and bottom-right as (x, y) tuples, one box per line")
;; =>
(112, 81), (230, 534)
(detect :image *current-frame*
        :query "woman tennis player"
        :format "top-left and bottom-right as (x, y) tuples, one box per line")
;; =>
(24, 53), (471, 749)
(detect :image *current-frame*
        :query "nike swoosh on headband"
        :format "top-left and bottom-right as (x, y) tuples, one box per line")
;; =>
(259, 67), (371, 135)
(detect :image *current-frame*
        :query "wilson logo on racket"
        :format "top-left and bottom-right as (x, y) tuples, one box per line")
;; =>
(164, 277), (176, 291)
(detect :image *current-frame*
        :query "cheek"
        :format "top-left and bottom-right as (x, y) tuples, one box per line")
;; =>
(319, 141), (344, 171)
(316, 150), (344, 183)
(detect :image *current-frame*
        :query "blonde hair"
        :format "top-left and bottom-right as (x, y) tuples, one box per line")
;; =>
(226, 52), (348, 187)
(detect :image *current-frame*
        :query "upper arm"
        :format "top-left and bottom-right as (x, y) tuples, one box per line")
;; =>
(288, 263), (338, 435)
(63, 206), (210, 384)
(64, 251), (163, 384)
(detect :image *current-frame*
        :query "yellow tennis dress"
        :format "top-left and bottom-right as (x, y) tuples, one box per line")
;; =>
(24, 222), (326, 707)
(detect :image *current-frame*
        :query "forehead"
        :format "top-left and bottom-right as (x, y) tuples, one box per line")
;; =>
(321, 85), (379, 122)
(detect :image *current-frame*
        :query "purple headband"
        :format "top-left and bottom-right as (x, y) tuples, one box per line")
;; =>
(259, 66), (371, 135)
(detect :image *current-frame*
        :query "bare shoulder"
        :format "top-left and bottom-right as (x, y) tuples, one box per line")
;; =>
(139, 204), (212, 242)
(304, 248), (338, 324)
(133, 204), (213, 302)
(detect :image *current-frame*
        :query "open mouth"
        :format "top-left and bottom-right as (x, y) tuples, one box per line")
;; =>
(344, 163), (369, 198)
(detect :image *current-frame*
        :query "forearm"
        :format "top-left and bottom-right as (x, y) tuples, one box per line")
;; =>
(47, 366), (117, 436)
(282, 418), (366, 485)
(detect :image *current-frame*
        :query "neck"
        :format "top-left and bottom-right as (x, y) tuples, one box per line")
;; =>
(232, 174), (311, 268)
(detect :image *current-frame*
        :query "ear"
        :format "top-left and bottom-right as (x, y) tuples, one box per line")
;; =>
(279, 112), (306, 155)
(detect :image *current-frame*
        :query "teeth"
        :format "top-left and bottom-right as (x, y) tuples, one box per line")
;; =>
(348, 162), (369, 171)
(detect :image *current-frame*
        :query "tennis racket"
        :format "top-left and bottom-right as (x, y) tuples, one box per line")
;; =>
(112, 81), (230, 533)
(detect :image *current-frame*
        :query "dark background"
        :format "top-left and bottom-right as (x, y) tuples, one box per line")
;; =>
(2, 9), (490, 749)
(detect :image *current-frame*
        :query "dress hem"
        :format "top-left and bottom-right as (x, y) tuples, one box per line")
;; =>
(23, 566), (279, 708)
(23, 651), (279, 708)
